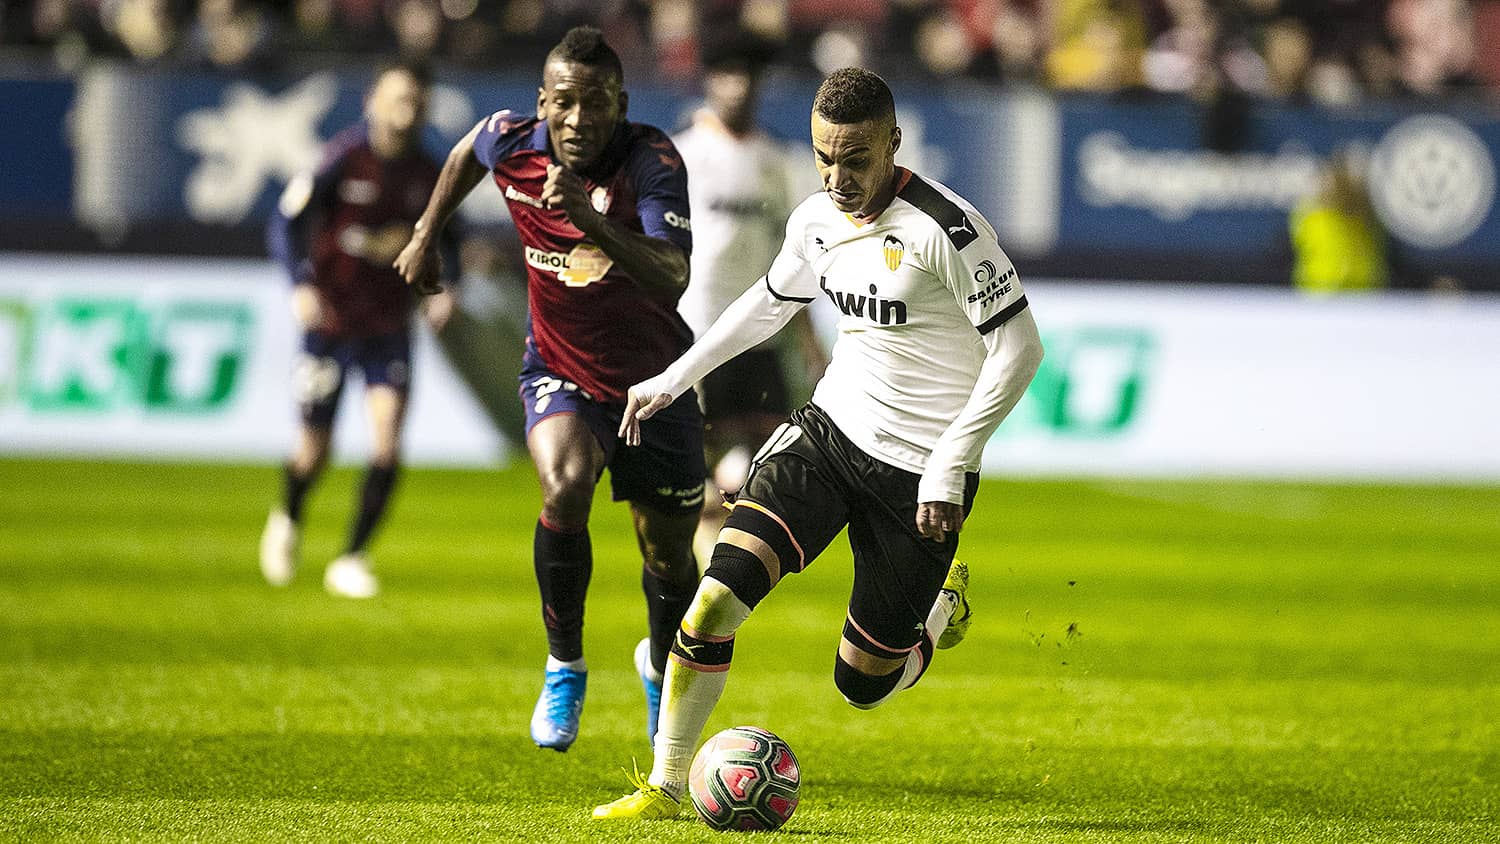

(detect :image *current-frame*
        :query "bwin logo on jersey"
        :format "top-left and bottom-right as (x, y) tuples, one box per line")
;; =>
(882, 235), (905, 271)
(820, 278), (908, 325)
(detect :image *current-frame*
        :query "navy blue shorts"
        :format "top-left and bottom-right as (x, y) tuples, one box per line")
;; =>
(518, 359), (706, 515)
(295, 330), (411, 427)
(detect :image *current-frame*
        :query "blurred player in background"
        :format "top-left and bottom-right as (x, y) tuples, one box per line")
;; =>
(672, 38), (827, 568)
(394, 27), (703, 752)
(594, 67), (1044, 819)
(1290, 148), (1390, 294)
(260, 60), (458, 599)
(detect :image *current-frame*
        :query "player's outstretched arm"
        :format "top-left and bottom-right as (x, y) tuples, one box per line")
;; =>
(395, 123), (489, 294)
(618, 276), (806, 446)
(541, 164), (689, 301)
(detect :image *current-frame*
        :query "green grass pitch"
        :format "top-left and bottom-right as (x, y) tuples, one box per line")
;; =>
(1, 458), (1497, 842)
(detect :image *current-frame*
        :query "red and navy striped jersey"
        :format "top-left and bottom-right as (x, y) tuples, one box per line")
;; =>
(473, 111), (694, 404)
(268, 123), (456, 338)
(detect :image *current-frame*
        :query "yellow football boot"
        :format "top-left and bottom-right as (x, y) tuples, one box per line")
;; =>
(591, 765), (681, 820)
(936, 559), (971, 650)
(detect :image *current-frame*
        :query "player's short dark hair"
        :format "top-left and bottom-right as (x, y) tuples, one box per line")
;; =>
(813, 67), (895, 125)
(372, 58), (432, 90)
(547, 26), (624, 82)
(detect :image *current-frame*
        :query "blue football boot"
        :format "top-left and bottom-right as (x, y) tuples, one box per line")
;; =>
(634, 637), (662, 744)
(530, 666), (586, 751)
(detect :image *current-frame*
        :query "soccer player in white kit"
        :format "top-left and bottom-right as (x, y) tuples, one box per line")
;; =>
(673, 41), (828, 569)
(593, 67), (1044, 820)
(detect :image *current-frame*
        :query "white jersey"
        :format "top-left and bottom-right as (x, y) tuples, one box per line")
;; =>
(762, 171), (1028, 476)
(673, 111), (797, 340)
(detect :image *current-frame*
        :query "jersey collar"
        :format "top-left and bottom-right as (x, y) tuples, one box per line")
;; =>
(527, 120), (550, 153)
(844, 167), (913, 228)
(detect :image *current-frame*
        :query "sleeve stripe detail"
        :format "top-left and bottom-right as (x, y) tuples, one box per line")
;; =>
(764, 275), (815, 303)
(976, 295), (1029, 335)
(897, 173), (980, 250)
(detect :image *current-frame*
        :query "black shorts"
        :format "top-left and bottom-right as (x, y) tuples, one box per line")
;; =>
(699, 348), (791, 421)
(295, 330), (411, 427)
(717, 402), (979, 656)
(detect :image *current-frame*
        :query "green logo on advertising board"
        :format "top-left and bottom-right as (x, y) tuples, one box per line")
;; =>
(3, 297), (252, 414)
(28, 299), (146, 410)
(143, 303), (253, 411)
(999, 327), (1152, 437)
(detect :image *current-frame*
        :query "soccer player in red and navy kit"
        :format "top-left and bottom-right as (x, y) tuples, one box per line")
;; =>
(261, 61), (459, 599)
(394, 27), (704, 751)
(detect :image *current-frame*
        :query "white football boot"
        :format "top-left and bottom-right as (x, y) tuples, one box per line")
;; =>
(324, 553), (379, 599)
(259, 510), (299, 587)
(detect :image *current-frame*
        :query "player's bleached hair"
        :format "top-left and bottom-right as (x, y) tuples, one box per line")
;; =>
(547, 25), (624, 82)
(813, 67), (895, 125)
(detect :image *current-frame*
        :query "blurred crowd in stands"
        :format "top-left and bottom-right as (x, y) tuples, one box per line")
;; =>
(3, 0), (1498, 105)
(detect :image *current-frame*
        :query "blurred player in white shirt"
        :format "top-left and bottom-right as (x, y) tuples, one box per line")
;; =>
(673, 40), (827, 568)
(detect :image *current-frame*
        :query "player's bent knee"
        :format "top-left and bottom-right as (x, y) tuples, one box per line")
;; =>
(683, 577), (752, 638)
(703, 541), (778, 610)
(539, 466), (594, 499)
(634, 511), (698, 582)
(539, 475), (594, 527)
(833, 656), (900, 710)
(642, 553), (696, 591)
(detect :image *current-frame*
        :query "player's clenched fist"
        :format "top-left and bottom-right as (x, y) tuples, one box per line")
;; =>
(393, 231), (444, 295)
(542, 164), (595, 224)
(618, 379), (676, 446)
(915, 501), (966, 544)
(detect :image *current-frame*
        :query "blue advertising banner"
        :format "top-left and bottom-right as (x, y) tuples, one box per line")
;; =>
(51, 66), (994, 250)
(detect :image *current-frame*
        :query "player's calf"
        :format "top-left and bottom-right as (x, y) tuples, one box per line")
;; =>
(834, 658), (904, 710)
(834, 620), (934, 709)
